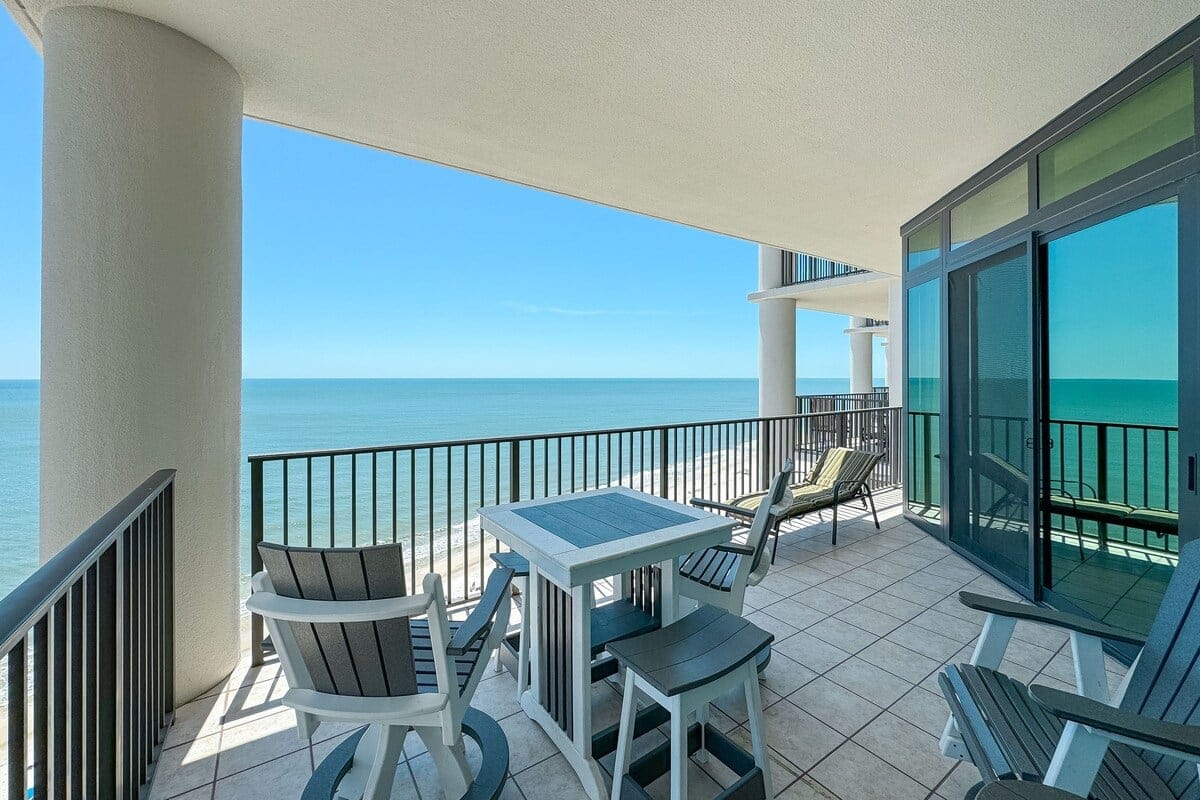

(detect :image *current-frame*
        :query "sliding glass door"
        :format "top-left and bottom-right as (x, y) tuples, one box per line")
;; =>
(947, 240), (1036, 591)
(1040, 197), (1180, 636)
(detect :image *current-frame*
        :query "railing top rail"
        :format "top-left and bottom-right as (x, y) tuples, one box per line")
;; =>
(248, 407), (903, 463)
(907, 408), (1179, 434)
(0, 468), (176, 654)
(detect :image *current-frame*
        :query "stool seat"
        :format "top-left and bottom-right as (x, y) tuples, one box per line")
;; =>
(606, 605), (772, 697)
(489, 551), (530, 577)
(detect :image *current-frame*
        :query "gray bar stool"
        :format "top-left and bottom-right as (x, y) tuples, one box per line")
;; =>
(490, 550), (530, 697)
(606, 606), (774, 800)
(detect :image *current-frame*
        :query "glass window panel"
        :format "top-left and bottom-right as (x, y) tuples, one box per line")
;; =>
(907, 219), (940, 270)
(1043, 198), (1178, 636)
(951, 165), (1029, 250)
(1039, 63), (1193, 207)
(906, 279), (940, 518)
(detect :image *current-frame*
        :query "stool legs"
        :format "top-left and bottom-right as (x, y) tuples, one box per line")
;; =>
(612, 670), (639, 800)
(744, 669), (773, 800)
(516, 575), (530, 696)
(669, 703), (688, 800)
(612, 663), (772, 800)
(493, 575), (531, 698)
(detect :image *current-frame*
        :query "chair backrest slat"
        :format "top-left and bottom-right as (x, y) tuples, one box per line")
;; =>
(748, 459), (793, 573)
(1120, 540), (1200, 799)
(259, 542), (418, 698)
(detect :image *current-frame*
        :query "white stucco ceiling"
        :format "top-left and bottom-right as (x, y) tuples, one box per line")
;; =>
(7, 1), (1198, 275)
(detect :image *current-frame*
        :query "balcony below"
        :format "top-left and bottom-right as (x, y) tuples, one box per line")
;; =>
(151, 489), (1127, 800)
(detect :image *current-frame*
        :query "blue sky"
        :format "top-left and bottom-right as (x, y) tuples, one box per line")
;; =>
(0, 13), (874, 381)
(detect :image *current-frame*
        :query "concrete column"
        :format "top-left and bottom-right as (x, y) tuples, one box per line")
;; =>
(849, 316), (874, 394)
(885, 279), (904, 407)
(41, 7), (243, 703)
(757, 246), (796, 417)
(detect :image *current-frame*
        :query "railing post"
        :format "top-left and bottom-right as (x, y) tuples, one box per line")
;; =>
(1096, 424), (1109, 548)
(509, 440), (522, 502)
(250, 459), (264, 667)
(657, 428), (670, 498)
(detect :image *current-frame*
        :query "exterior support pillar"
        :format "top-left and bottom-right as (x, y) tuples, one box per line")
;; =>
(41, 7), (244, 703)
(885, 279), (904, 408)
(757, 246), (796, 417)
(849, 316), (874, 394)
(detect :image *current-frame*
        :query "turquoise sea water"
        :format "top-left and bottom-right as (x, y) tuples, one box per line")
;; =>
(0, 377), (865, 598)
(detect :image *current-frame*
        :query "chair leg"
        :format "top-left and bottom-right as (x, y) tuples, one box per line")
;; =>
(344, 723), (407, 800)
(611, 670), (639, 800)
(743, 667), (773, 800)
(669, 700), (688, 800)
(517, 576), (530, 698)
(865, 487), (880, 529)
(770, 524), (780, 564)
(416, 726), (472, 800)
(831, 503), (839, 546)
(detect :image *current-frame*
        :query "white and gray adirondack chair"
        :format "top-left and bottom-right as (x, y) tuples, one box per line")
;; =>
(676, 460), (793, 617)
(938, 539), (1200, 799)
(246, 542), (514, 800)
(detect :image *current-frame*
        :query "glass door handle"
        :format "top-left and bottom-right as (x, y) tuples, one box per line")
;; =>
(1188, 455), (1196, 493)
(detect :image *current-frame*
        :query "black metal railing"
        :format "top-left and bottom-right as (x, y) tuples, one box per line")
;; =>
(248, 408), (901, 664)
(796, 390), (891, 414)
(861, 318), (889, 328)
(907, 410), (1179, 552)
(0, 470), (175, 800)
(781, 251), (871, 285)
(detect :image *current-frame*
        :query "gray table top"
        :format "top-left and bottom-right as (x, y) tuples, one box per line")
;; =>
(478, 487), (735, 587)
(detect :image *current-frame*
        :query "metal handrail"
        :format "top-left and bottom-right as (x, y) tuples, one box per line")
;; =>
(0, 468), (176, 799)
(247, 408), (903, 664)
(0, 470), (174, 653)
(780, 251), (871, 285)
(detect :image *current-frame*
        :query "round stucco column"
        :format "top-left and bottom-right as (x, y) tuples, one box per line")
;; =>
(41, 7), (243, 703)
(757, 246), (796, 417)
(849, 316), (874, 394)
(885, 279), (904, 407)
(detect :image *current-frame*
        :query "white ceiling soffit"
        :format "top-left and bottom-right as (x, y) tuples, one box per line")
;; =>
(7, 2), (1198, 276)
(751, 275), (892, 320)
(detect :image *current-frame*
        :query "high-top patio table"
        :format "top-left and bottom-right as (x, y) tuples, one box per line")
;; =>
(478, 487), (735, 800)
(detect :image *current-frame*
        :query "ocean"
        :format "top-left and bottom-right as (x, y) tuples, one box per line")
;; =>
(0, 377), (857, 598)
(0, 377), (1177, 599)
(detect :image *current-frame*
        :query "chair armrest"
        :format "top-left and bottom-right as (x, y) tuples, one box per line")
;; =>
(245, 591), (433, 624)
(690, 497), (756, 520)
(447, 567), (515, 656)
(958, 592), (1147, 647)
(1030, 685), (1200, 758)
(711, 542), (754, 556)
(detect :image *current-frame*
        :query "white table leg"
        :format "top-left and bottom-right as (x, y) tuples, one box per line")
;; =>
(659, 556), (680, 625)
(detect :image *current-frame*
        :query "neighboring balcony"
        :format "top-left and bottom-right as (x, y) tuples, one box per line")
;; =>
(780, 253), (871, 286)
(749, 251), (894, 322)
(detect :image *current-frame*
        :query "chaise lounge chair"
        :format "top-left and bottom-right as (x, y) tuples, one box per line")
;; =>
(691, 446), (883, 555)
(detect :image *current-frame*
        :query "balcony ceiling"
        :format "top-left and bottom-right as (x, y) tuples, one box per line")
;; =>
(7, 2), (1198, 275)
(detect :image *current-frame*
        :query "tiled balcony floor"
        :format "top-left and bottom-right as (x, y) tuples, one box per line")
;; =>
(150, 490), (1129, 800)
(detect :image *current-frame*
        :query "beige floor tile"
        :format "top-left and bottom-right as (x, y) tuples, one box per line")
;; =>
(886, 622), (964, 662)
(857, 638), (942, 683)
(805, 617), (878, 653)
(216, 708), (308, 779)
(513, 753), (589, 800)
(825, 657), (912, 707)
(758, 652), (819, 696)
(212, 749), (312, 800)
(150, 733), (222, 799)
(890, 686), (952, 738)
(788, 676), (882, 736)
(759, 598), (828, 631)
(772, 631), (852, 673)
(808, 741), (927, 800)
(832, 603), (903, 636)
(776, 774), (841, 800)
(853, 711), (957, 788)
(757, 699), (845, 771)
(498, 708), (558, 773)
